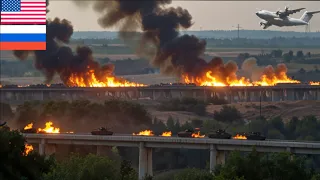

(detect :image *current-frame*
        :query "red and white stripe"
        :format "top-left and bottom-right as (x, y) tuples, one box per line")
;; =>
(1, 0), (46, 25)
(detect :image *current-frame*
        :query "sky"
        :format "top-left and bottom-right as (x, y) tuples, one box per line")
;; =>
(47, 1), (320, 32)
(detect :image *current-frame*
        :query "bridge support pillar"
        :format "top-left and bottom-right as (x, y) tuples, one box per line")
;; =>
(286, 90), (295, 101)
(217, 151), (226, 165)
(209, 144), (217, 173)
(39, 139), (45, 156)
(138, 142), (153, 180)
(96, 146), (111, 156)
(271, 91), (280, 102)
(45, 144), (57, 156)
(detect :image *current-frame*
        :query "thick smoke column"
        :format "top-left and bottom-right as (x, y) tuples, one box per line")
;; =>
(13, 1), (130, 87)
(241, 58), (297, 84)
(73, 0), (240, 83)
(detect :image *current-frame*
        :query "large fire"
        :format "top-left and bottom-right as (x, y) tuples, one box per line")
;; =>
(183, 60), (302, 87)
(310, 81), (320, 85)
(24, 123), (33, 130)
(183, 70), (300, 87)
(161, 131), (172, 137)
(38, 122), (60, 133)
(24, 144), (33, 155)
(233, 134), (247, 140)
(133, 130), (154, 136)
(191, 131), (205, 138)
(67, 66), (145, 87)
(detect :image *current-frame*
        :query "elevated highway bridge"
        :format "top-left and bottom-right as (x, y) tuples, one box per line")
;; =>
(24, 133), (320, 180)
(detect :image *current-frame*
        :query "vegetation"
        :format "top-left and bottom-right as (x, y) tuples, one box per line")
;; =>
(0, 127), (54, 180)
(2, 99), (320, 179)
(157, 97), (228, 116)
(14, 100), (152, 130)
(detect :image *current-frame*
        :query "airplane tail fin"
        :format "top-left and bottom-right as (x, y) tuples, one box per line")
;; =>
(300, 11), (320, 23)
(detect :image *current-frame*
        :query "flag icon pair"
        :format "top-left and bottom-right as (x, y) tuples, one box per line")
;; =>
(0, 0), (46, 50)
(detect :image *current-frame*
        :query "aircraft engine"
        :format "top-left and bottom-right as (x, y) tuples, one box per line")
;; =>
(259, 21), (269, 29)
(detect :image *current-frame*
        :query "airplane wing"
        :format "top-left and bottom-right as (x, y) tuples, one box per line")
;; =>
(278, 8), (306, 18)
(287, 8), (306, 15)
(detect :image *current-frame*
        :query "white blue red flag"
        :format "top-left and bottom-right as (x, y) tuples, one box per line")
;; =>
(0, 0), (46, 50)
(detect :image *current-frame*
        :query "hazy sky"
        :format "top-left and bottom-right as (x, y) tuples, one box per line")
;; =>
(47, 1), (320, 32)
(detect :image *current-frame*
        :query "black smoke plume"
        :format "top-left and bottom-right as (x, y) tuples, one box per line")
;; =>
(73, 0), (241, 83)
(13, 2), (116, 86)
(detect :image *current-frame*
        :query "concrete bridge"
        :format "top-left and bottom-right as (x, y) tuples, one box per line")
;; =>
(1, 85), (320, 104)
(23, 133), (320, 180)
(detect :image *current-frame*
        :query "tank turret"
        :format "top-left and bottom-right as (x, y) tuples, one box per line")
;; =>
(0, 121), (6, 127)
(91, 127), (113, 135)
(245, 132), (266, 140)
(208, 129), (232, 139)
(177, 129), (194, 138)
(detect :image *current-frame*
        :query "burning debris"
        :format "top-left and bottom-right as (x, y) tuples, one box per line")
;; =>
(24, 144), (34, 155)
(133, 130), (154, 136)
(22, 121), (73, 134)
(310, 81), (320, 85)
(161, 131), (172, 137)
(38, 122), (60, 133)
(233, 134), (247, 140)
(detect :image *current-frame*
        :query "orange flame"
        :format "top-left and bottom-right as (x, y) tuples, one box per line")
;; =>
(232, 134), (247, 140)
(133, 130), (154, 136)
(24, 123), (33, 130)
(310, 81), (320, 85)
(24, 144), (33, 155)
(161, 131), (172, 137)
(37, 121), (60, 133)
(183, 62), (301, 87)
(191, 131), (205, 138)
(67, 67), (145, 87)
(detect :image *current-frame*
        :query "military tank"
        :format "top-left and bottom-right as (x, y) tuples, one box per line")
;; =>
(91, 127), (113, 136)
(177, 129), (194, 138)
(0, 121), (6, 127)
(208, 129), (232, 139)
(245, 132), (266, 140)
(21, 128), (37, 133)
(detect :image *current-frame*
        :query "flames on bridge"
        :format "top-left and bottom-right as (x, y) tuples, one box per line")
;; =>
(233, 134), (248, 140)
(67, 66), (146, 87)
(133, 129), (205, 138)
(183, 59), (302, 87)
(23, 121), (73, 134)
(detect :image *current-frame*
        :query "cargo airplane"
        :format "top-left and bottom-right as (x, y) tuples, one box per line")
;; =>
(255, 6), (320, 29)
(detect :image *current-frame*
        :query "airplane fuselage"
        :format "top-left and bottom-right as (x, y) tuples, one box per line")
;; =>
(256, 10), (308, 27)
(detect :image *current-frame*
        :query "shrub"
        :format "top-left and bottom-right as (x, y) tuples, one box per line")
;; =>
(213, 105), (242, 123)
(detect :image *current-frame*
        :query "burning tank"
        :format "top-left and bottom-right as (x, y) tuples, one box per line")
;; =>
(21, 128), (37, 133)
(177, 129), (194, 138)
(21, 123), (37, 133)
(91, 127), (113, 136)
(208, 129), (232, 139)
(245, 132), (266, 140)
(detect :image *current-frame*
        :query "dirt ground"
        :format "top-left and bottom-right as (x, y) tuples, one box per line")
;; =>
(206, 100), (320, 122)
